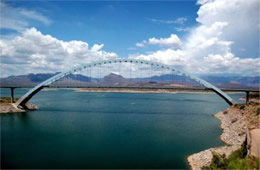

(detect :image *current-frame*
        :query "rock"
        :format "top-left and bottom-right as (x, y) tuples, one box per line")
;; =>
(187, 150), (212, 170)
(247, 129), (260, 158)
(0, 102), (38, 113)
(231, 117), (238, 123)
(0, 103), (25, 113)
(25, 102), (38, 110)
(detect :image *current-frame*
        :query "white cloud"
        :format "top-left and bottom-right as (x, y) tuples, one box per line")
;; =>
(197, 0), (213, 5)
(203, 53), (260, 74)
(0, 2), (51, 31)
(175, 27), (191, 32)
(91, 44), (104, 51)
(136, 41), (146, 47)
(184, 21), (232, 59)
(196, 0), (259, 58)
(150, 17), (188, 25)
(148, 34), (182, 47)
(131, 0), (260, 75)
(20, 10), (51, 26)
(0, 28), (118, 77)
(136, 34), (182, 48)
(1, 0), (259, 77)
(132, 49), (186, 67)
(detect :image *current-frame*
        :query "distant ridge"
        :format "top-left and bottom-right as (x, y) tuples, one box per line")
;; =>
(0, 73), (259, 89)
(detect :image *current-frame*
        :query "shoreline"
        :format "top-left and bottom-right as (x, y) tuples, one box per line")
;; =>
(73, 88), (244, 94)
(187, 101), (260, 169)
(187, 110), (242, 170)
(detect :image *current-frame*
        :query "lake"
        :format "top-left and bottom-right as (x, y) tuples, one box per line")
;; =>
(0, 88), (245, 169)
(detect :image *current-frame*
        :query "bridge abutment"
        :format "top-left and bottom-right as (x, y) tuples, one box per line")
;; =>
(10, 87), (15, 103)
(246, 91), (250, 104)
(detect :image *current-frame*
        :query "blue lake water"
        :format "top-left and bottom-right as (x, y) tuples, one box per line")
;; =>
(0, 88), (245, 169)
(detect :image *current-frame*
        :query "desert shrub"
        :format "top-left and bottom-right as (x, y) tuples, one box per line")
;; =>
(202, 148), (260, 170)
(202, 152), (227, 170)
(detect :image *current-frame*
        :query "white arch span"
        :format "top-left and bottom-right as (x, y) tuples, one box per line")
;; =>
(15, 58), (234, 108)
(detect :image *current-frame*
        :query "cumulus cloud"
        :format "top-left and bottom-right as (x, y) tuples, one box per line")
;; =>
(202, 53), (260, 74)
(0, 2), (51, 31)
(148, 34), (182, 47)
(1, 0), (259, 77)
(0, 28), (118, 77)
(196, 0), (259, 58)
(132, 0), (260, 75)
(136, 34), (182, 48)
(132, 49), (186, 68)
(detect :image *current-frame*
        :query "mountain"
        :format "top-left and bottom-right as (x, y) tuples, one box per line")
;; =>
(0, 73), (59, 86)
(27, 73), (59, 83)
(0, 73), (259, 89)
(200, 75), (260, 89)
(141, 74), (199, 85)
(0, 73), (93, 86)
(102, 73), (128, 85)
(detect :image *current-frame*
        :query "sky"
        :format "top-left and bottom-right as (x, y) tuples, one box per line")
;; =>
(0, 0), (259, 78)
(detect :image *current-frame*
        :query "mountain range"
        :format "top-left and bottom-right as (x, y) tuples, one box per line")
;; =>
(0, 73), (259, 89)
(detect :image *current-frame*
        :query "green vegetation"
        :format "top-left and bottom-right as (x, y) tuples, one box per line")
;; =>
(233, 103), (246, 108)
(202, 148), (260, 170)
(0, 97), (18, 103)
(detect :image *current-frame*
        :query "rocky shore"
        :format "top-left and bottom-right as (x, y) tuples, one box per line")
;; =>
(187, 102), (260, 169)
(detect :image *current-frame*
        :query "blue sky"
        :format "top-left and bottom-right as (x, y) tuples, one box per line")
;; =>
(0, 0), (259, 77)
(2, 1), (199, 56)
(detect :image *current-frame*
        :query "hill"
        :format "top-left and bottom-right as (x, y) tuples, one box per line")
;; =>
(0, 73), (259, 89)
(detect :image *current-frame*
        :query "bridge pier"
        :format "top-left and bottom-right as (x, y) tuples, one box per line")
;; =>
(245, 91), (250, 104)
(10, 87), (15, 103)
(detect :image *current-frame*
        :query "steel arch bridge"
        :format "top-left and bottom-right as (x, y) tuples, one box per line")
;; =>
(15, 58), (234, 109)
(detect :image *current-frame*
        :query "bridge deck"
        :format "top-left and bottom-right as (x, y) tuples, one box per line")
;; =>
(0, 85), (259, 93)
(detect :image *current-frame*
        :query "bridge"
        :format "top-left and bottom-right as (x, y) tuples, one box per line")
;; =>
(1, 58), (255, 109)
(2, 85), (258, 106)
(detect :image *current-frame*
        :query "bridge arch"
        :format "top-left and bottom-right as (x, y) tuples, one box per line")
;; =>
(15, 58), (234, 109)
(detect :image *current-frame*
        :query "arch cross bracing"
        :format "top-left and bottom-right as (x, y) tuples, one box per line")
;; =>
(15, 58), (234, 108)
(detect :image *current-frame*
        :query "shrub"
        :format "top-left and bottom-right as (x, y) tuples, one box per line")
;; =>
(202, 148), (260, 170)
